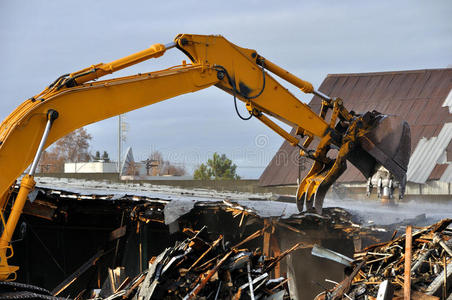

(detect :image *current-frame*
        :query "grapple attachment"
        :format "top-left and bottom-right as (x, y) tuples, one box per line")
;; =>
(349, 113), (411, 196)
(296, 110), (411, 214)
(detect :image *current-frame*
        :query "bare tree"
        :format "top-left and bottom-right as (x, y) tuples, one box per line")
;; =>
(148, 150), (186, 176)
(125, 161), (139, 176)
(39, 128), (92, 173)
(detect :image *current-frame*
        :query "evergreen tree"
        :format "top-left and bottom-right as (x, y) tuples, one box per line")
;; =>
(194, 153), (240, 180)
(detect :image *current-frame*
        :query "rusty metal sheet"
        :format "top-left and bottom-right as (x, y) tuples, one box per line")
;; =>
(309, 103), (322, 114)
(394, 99), (415, 119)
(384, 100), (402, 116)
(434, 102), (452, 125)
(407, 70), (432, 99)
(339, 76), (360, 100)
(382, 74), (405, 102)
(352, 102), (369, 114)
(328, 76), (349, 98)
(371, 74), (395, 102)
(375, 101), (391, 114)
(415, 98), (446, 126)
(447, 140), (452, 162)
(351, 76), (372, 100)
(421, 125), (439, 139)
(433, 124), (444, 137)
(394, 72), (417, 99)
(409, 126), (425, 151)
(319, 75), (340, 96)
(360, 75), (383, 100)
(432, 70), (452, 99)
(419, 70), (446, 99)
(405, 99), (429, 124)
(427, 164), (448, 180)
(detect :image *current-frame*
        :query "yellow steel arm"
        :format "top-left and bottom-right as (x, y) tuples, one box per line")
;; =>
(0, 65), (220, 279)
(0, 65), (219, 197)
(175, 34), (329, 137)
(0, 34), (410, 280)
(0, 34), (332, 199)
(0, 35), (330, 279)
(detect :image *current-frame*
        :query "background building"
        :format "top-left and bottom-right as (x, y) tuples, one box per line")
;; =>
(260, 68), (452, 199)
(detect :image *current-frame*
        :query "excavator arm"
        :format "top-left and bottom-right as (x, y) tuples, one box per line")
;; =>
(0, 34), (410, 280)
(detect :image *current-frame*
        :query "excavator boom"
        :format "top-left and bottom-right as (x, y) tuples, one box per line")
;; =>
(0, 34), (411, 280)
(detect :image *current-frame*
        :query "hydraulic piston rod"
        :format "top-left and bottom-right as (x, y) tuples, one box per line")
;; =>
(259, 56), (331, 101)
(0, 109), (58, 280)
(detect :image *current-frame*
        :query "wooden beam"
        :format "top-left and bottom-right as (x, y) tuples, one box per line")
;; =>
(263, 219), (271, 257)
(270, 234), (281, 278)
(51, 249), (104, 296)
(404, 225), (412, 300)
(109, 225), (126, 241)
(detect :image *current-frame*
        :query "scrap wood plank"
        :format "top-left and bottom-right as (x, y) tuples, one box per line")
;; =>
(184, 250), (234, 300)
(432, 218), (452, 233)
(425, 262), (452, 296)
(51, 249), (105, 296)
(264, 242), (307, 273)
(107, 267), (126, 293)
(330, 261), (365, 300)
(263, 219), (271, 257)
(122, 273), (146, 299)
(405, 225), (412, 300)
(187, 235), (223, 272)
(109, 225), (127, 241)
(270, 234), (281, 278)
(232, 222), (270, 249)
(23, 200), (56, 220)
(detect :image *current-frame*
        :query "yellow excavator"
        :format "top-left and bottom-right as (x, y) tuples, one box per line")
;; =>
(0, 34), (410, 280)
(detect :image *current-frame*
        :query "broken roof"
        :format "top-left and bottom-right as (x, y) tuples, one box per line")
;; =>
(260, 68), (452, 186)
(30, 177), (452, 226)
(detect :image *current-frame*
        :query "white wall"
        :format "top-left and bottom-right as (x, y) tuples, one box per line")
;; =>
(64, 162), (117, 173)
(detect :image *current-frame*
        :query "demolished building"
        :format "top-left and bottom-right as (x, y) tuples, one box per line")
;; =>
(2, 178), (451, 299)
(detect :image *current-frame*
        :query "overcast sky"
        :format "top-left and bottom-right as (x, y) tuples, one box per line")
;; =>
(1, 0), (451, 178)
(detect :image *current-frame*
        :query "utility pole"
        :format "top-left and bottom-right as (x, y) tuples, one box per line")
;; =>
(118, 114), (128, 176)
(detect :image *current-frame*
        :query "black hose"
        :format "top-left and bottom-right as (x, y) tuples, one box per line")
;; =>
(214, 62), (266, 121)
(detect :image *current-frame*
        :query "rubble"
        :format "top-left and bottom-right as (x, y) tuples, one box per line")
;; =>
(6, 179), (452, 299)
(93, 226), (302, 300)
(317, 219), (452, 299)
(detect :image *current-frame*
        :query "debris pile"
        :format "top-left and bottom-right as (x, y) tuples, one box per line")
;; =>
(99, 226), (302, 300)
(320, 219), (452, 299)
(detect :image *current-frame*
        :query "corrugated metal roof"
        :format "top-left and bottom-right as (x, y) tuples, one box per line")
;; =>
(442, 88), (452, 113)
(440, 164), (452, 182)
(260, 68), (452, 186)
(407, 123), (452, 183)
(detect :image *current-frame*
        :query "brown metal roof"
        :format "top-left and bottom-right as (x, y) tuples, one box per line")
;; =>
(428, 164), (449, 181)
(259, 68), (452, 186)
